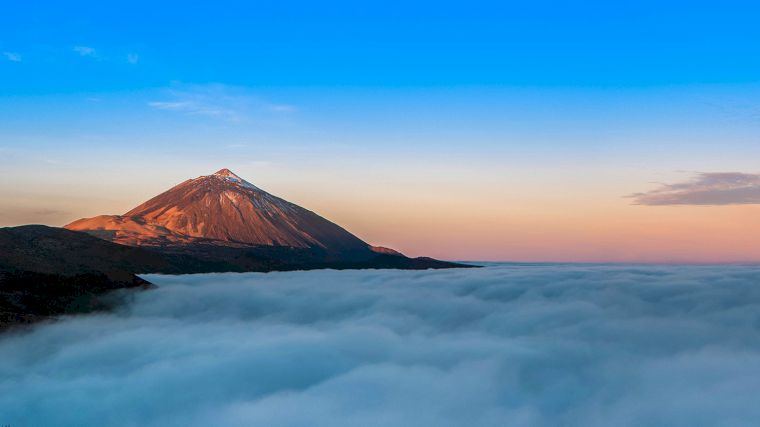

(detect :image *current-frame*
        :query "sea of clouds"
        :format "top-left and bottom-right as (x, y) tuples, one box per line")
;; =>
(2, 264), (760, 426)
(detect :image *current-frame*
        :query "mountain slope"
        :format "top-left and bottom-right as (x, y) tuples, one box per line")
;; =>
(63, 168), (474, 273)
(67, 169), (368, 252)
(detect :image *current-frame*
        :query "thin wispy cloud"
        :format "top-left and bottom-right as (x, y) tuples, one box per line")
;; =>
(628, 172), (760, 205)
(126, 53), (139, 64)
(148, 84), (297, 122)
(73, 45), (97, 58)
(148, 99), (241, 121)
(148, 101), (195, 111)
(2, 52), (21, 62)
(268, 104), (297, 113)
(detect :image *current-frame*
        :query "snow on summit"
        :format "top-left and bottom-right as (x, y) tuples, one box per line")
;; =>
(209, 168), (260, 190)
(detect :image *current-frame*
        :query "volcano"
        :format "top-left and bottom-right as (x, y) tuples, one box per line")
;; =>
(2, 170), (471, 328)
(64, 169), (462, 269)
(66, 169), (369, 252)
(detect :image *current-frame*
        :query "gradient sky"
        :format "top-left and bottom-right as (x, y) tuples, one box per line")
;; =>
(2, 0), (760, 262)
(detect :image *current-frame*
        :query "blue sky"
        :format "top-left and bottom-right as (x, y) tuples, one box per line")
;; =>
(2, 0), (760, 261)
(3, 0), (760, 91)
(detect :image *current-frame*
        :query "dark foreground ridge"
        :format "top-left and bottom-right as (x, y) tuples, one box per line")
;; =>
(0, 225), (474, 329)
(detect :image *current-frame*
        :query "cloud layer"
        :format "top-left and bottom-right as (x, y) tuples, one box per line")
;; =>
(629, 172), (760, 205)
(2, 265), (760, 426)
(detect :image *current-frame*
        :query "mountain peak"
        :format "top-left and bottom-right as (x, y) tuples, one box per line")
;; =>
(214, 168), (239, 178)
(209, 168), (259, 190)
(66, 169), (369, 251)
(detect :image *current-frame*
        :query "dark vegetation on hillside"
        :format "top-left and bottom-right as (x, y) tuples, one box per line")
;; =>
(0, 225), (473, 330)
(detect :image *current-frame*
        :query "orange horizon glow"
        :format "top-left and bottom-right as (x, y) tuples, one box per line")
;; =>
(4, 165), (756, 264)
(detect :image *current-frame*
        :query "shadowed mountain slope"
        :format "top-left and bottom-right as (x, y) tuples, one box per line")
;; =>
(0, 225), (158, 329)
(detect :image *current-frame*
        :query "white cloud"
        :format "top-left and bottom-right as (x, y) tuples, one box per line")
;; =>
(268, 104), (297, 113)
(148, 99), (240, 121)
(147, 85), (243, 121)
(1, 265), (760, 426)
(147, 84), (296, 122)
(73, 45), (97, 58)
(3, 52), (21, 62)
(148, 101), (195, 111)
(127, 53), (139, 64)
(628, 172), (760, 205)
